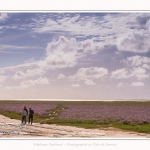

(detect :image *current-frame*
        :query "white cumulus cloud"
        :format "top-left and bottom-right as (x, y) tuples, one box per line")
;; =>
(71, 84), (80, 87)
(0, 13), (8, 22)
(117, 82), (128, 87)
(69, 67), (108, 82)
(5, 77), (49, 89)
(44, 36), (79, 69)
(111, 68), (131, 79)
(57, 74), (65, 79)
(84, 79), (96, 85)
(131, 67), (149, 80)
(122, 55), (150, 67)
(131, 82), (145, 87)
(117, 32), (150, 53)
(13, 68), (45, 80)
(142, 64), (150, 69)
(41, 36), (104, 69)
(80, 39), (104, 54)
(20, 78), (49, 88)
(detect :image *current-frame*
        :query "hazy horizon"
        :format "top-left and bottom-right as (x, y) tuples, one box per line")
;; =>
(1, 98), (150, 102)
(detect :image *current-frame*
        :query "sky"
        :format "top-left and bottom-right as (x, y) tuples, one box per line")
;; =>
(0, 12), (150, 100)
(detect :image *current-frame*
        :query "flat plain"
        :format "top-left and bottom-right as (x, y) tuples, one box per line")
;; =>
(0, 100), (150, 138)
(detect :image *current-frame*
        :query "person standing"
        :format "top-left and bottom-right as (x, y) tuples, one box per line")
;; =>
(28, 108), (34, 125)
(24, 106), (28, 115)
(22, 108), (27, 124)
(23, 106), (28, 124)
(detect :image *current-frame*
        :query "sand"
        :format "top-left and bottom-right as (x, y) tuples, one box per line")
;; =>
(0, 114), (150, 138)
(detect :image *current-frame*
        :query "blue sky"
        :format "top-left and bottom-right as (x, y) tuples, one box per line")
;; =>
(0, 12), (150, 100)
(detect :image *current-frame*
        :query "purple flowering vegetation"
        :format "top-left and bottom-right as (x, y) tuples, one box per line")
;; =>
(0, 101), (57, 115)
(0, 100), (150, 125)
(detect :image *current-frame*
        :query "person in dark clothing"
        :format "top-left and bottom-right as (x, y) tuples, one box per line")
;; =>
(28, 108), (34, 125)
(23, 106), (28, 124)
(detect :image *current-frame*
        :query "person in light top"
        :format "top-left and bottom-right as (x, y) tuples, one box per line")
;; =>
(22, 108), (27, 124)
(24, 106), (28, 115)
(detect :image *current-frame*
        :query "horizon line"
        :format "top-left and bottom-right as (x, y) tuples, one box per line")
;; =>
(0, 98), (150, 101)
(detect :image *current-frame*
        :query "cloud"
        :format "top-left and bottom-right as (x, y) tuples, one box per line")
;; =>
(84, 79), (96, 85)
(80, 39), (104, 54)
(4, 36), (82, 78)
(20, 78), (49, 88)
(111, 67), (149, 80)
(32, 13), (150, 39)
(57, 74), (65, 79)
(0, 60), (43, 84)
(142, 64), (150, 70)
(0, 13), (8, 22)
(111, 68), (131, 79)
(118, 81), (144, 88)
(131, 67), (149, 80)
(0, 75), (7, 84)
(32, 14), (104, 37)
(69, 67), (108, 82)
(0, 37), (76, 77)
(1, 13), (150, 93)
(39, 36), (105, 69)
(122, 55), (150, 67)
(146, 19), (150, 30)
(5, 77), (49, 89)
(32, 13), (150, 56)
(117, 82), (128, 87)
(0, 36), (105, 83)
(117, 32), (150, 53)
(3, 13), (150, 54)
(118, 56), (150, 80)
(13, 68), (45, 80)
(131, 82), (145, 87)
(44, 36), (80, 69)
(0, 44), (44, 52)
(71, 84), (80, 87)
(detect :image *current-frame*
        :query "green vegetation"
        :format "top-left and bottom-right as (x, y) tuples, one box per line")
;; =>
(113, 123), (150, 134)
(0, 111), (45, 123)
(43, 119), (99, 129)
(0, 111), (21, 120)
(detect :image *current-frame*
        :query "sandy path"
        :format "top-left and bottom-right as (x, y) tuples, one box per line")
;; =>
(0, 114), (149, 138)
